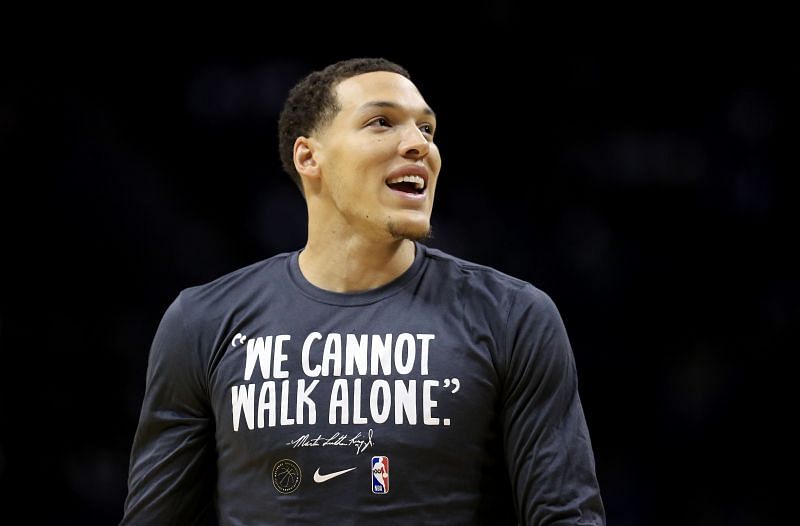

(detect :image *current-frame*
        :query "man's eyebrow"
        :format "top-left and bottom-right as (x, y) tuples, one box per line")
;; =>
(357, 101), (436, 119)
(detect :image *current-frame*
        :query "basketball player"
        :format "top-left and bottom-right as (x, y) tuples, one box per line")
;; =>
(120, 57), (605, 525)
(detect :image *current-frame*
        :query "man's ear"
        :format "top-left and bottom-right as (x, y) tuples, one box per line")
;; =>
(293, 136), (322, 180)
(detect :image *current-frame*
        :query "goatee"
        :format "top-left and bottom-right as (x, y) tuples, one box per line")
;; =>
(387, 221), (433, 242)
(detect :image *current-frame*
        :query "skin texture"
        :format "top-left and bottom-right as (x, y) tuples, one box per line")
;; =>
(294, 71), (441, 293)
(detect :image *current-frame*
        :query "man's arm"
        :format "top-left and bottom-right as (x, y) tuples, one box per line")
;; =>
(501, 284), (605, 525)
(120, 295), (216, 525)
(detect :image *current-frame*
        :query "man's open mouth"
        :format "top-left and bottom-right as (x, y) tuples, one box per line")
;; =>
(386, 175), (425, 195)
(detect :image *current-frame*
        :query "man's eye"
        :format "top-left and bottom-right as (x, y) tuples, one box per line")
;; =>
(368, 117), (390, 127)
(419, 124), (435, 135)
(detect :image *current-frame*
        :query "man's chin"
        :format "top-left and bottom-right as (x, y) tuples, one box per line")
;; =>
(387, 221), (432, 242)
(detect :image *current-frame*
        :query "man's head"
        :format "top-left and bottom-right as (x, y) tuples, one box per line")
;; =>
(278, 58), (410, 191)
(279, 58), (441, 243)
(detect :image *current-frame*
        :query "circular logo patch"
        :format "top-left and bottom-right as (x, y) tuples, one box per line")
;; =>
(272, 459), (301, 494)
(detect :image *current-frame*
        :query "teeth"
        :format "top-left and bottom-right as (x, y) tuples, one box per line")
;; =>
(387, 175), (425, 189)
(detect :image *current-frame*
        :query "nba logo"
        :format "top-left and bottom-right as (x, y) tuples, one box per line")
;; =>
(371, 456), (389, 494)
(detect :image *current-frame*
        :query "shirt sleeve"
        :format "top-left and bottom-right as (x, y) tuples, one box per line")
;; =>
(500, 284), (605, 525)
(120, 293), (217, 525)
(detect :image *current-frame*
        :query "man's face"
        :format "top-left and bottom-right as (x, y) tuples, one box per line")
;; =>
(311, 71), (441, 242)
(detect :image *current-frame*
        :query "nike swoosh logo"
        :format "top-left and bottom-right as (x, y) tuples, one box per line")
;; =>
(313, 467), (357, 483)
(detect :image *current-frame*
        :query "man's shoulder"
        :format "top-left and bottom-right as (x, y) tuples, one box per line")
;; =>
(420, 245), (561, 332)
(421, 244), (548, 303)
(423, 245), (528, 288)
(177, 251), (295, 306)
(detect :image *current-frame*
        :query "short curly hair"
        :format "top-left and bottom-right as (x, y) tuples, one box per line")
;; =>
(277, 57), (410, 194)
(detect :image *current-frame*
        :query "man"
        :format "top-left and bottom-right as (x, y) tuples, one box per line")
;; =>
(120, 57), (605, 525)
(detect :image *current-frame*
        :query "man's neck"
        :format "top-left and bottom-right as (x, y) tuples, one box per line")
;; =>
(298, 235), (416, 293)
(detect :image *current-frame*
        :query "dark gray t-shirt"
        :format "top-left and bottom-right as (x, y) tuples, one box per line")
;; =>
(121, 243), (605, 525)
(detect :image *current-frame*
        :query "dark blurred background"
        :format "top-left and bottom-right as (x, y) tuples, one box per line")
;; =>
(1, 16), (795, 525)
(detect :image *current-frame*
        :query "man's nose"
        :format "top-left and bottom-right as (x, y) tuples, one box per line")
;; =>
(398, 125), (430, 159)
